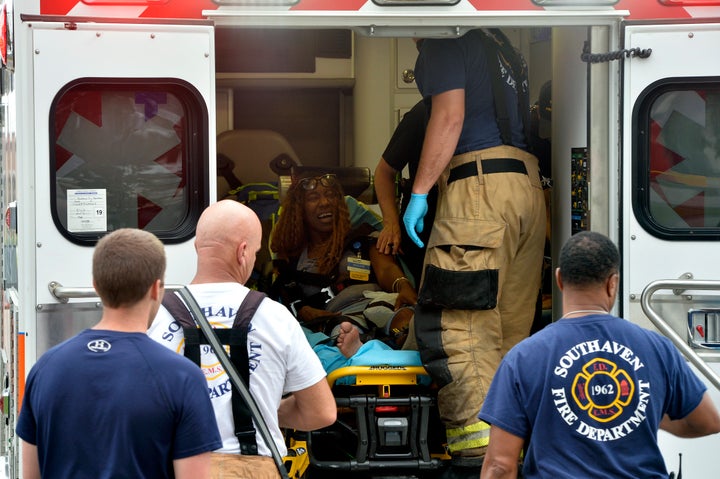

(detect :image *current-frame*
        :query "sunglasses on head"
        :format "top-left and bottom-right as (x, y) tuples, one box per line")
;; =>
(298, 174), (338, 191)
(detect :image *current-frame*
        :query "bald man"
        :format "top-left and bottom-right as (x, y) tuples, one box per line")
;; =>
(148, 200), (335, 479)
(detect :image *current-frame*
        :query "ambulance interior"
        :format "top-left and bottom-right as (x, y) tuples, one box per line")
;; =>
(212, 25), (568, 319)
(213, 27), (555, 187)
(208, 27), (561, 471)
(203, 18), (720, 382)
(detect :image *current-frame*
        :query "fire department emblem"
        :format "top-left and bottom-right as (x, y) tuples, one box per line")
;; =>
(571, 358), (634, 423)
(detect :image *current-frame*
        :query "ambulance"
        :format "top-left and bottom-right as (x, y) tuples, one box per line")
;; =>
(1, 0), (720, 477)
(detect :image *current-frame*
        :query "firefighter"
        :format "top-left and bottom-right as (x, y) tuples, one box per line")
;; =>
(404, 29), (546, 477)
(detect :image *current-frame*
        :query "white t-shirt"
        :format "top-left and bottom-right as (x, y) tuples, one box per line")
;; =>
(147, 282), (327, 457)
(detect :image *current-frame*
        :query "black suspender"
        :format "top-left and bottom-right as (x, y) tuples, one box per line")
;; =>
(162, 289), (267, 455)
(478, 28), (531, 149)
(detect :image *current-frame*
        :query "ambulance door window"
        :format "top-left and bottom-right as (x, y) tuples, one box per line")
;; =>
(633, 81), (720, 239)
(49, 79), (208, 245)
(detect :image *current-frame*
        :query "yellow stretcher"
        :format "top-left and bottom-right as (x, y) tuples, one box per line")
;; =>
(284, 364), (450, 478)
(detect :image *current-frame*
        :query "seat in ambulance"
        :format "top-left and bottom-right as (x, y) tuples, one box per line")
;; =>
(216, 129), (301, 199)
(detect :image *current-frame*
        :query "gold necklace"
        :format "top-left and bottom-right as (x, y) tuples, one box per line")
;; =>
(560, 309), (608, 320)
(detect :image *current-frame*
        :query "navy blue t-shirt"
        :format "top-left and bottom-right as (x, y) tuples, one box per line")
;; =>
(17, 329), (222, 479)
(414, 29), (526, 154)
(480, 314), (707, 479)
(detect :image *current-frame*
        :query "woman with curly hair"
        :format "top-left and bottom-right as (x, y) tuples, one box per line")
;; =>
(271, 173), (352, 280)
(270, 172), (416, 348)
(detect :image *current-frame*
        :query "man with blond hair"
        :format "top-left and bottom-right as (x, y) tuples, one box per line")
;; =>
(18, 228), (221, 479)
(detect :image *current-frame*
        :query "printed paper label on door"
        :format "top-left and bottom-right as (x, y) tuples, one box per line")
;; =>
(68, 189), (107, 232)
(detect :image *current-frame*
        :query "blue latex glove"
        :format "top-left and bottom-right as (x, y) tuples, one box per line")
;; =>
(403, 193), (429, 248)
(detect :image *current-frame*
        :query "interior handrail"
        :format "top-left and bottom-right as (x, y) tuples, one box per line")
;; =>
(641, 279), (720, 391)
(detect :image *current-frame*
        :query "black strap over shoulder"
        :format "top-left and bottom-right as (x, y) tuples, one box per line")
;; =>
(161, 289), (267, 455)
(228, 291), (266, 455)
(478, 28), (531, 150)
(161, 292), (203, 365)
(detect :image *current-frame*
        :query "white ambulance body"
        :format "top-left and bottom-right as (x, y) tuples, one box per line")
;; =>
(1, 0), (720, 477)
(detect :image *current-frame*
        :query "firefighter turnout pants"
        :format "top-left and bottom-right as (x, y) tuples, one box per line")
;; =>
(210, 452), (281, 479)
(415, 145), (546, 456)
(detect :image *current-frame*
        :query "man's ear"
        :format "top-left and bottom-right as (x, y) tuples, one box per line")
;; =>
(607, 272), (619, 301)
(555, 267), (564, 292)
(149, 279), (162, 301)
(236, 240), (247, 266)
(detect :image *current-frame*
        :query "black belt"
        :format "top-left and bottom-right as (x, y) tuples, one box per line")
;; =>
(447, 158), (528, 185)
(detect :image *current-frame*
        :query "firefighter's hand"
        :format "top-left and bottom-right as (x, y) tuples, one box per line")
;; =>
(403, 193), (428, 248)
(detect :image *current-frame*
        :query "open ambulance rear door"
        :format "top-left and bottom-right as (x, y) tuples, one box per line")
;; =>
(2, 16), (215, 478)
(23, 16), (214, 358)
(622, 19), (720, 476)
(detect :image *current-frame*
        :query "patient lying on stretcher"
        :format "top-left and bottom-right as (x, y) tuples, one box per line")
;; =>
(308, 314), (422, 376)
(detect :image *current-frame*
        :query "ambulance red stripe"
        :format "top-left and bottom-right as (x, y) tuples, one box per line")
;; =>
(39, 1), (717, 30)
